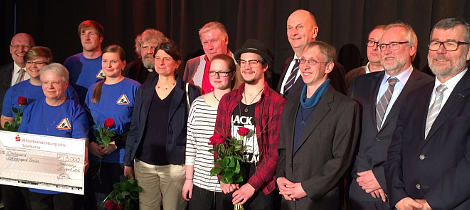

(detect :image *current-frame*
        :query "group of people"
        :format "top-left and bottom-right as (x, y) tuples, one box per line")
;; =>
(0, 8), (469, 210)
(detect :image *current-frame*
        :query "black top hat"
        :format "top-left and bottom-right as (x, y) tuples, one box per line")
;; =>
(234, 39), (273, 68)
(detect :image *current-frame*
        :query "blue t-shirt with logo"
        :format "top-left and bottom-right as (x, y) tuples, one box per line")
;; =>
(18, 98), (88, 195)
(85, 78), (140, 163)
(64, 52), (104, 105)
(2, 80), (79, 117)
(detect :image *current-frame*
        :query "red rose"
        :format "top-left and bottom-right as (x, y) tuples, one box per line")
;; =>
(114, 203), (123, 210)
(104, 118), (114, 128)
(209, 133), (225, 145)
(237, 127), (249, 136)
(104, 200), (115, 210)
(17, 96), (27, 106)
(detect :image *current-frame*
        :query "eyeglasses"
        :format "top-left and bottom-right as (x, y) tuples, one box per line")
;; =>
(238, 59), (262, 67)
(155, 57), (173, 62)
(298, 58), (328, 65)
(208, 71), (232, 77)
(378, 41), (409, 51)
(26, 61), (47, 65)
(42, 81), (64, 87)
(428, 41), (470, 51)
(141, 45), (158, 50)
(11, 45), (31, 50)
(367, 40), (379, 47)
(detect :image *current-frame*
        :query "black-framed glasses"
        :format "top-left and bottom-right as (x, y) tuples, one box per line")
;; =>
(428, 41), (470, 51)
(367, 40), (379, 47)
(208, 71), (232, 77)
(298, 58), (327, 65)
(378, 41), (409, 51)
(26, 61), (47, 65)
(238, 59), (262, 67)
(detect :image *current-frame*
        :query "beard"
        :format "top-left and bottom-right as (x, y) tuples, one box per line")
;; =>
(383, 56), (407, 75)
(429, 54), (468, 78)
(142, 55), (155, 69)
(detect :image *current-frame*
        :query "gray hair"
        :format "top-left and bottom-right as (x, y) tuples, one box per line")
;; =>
(40, 63), (69, 83)
(385, 22), (418, 60)
(431, 18), (470, 43)
(199, 22), (228, 39)
(304, 41), (337, 63)
(134, 29), (168, 57)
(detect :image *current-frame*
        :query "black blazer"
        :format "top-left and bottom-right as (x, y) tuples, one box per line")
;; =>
(0, 63), (13, 112)
(348, 69), (433, 203)
(277, 57), (347, 99)
(385, 70), (470, 210)
(122, 59), (156, 85)
(123, 74), (199, 166)
(277, 86), (361, 210)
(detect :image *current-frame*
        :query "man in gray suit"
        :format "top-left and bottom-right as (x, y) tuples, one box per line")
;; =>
(348, 23), (433, 210)
(385, 18), (470, 210)
(276, 41), (360, 210)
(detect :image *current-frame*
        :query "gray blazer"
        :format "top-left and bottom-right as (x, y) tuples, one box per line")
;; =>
(277, 86), (360, 210)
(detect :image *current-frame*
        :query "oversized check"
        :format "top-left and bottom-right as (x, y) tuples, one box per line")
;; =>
(0, 130), (85, 195)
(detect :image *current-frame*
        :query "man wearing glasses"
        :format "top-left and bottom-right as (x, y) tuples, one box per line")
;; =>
(348, 23), (432, 210)
(345, 25), (386, 92)
(276, 41), (360, 210)
(385, 18), (470, 210)
(123, 29), (168, 84)
(214, 39), (285, 209)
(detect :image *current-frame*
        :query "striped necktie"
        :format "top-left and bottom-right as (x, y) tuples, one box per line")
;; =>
(283, 59), (300, 95)
(424, 84), (447, 138)
(15, 68), (26, 84)
(376, 77), (398, 131)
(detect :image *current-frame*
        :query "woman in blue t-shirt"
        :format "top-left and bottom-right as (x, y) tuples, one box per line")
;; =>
(1, 46), (78, 129)
(84, 45), (140, 209)
(19, 63), (89, 210)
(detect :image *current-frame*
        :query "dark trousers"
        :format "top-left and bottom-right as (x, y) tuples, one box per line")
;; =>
(219, 188), (280, 210)
(188, 185), (229, 210)
(83, 161), (127, 210)
(348, 199), (390, 210)
(30, 192), (82, 210)
(1, 185), (31, 210)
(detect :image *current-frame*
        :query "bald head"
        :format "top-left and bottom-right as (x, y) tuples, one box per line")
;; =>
(287, 10), (318, 57)
(10, 33), (35, 67)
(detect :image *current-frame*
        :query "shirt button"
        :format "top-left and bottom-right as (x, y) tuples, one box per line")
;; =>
(169, 141), (172, 144)
(375, 138), (380, 141)
(419, 154), (425, 160)
(416, 184), (421, 189)
(169, 131), (173, 134)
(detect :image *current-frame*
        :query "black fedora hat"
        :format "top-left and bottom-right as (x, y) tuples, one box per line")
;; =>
(234, 39), (273, 68)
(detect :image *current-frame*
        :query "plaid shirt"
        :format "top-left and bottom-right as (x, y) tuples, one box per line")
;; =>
(214, 82), (286, 195)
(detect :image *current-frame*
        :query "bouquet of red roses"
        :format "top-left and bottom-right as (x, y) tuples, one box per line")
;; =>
(95, 118), (115, 147)
(102, 177), (142, 210)
(209, 127), (250, 184)
(4, 96), (27, 132)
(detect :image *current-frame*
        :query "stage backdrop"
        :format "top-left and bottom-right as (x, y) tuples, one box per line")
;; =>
(2, 0), (470, 86)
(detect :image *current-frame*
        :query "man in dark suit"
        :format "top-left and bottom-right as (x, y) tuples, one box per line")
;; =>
(122, 29), (168, 84)
(0, 33), (34, 210)
(276, 41), (360, 210)
(277, 9), (346, 98)
(348, 23), (433, 210)
(385, 18), (470, 210)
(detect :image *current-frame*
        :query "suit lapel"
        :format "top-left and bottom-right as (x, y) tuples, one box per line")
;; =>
(294, 86), (334, 154)
(277, 57), (293, 91)
(169, 79), (185, 121)
(381, 69), (421, 129)
(286, 93), (301, 159)
(425, 70), (470, 142)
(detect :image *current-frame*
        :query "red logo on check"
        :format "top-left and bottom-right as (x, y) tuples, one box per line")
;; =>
(15, 134), (20, 141)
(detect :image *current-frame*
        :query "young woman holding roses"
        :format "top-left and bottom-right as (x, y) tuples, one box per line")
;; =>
(84, 45), (141, 209)
(182, 54), (237, 210)
(1, 46), (78, 129)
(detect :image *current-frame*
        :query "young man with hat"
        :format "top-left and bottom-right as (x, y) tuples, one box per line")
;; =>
(213, 39), (286, 209)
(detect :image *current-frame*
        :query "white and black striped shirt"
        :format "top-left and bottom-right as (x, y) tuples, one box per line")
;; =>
(185, 96), (221, 192)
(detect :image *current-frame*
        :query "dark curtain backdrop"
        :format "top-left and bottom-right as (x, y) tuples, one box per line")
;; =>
(2, 0), (470, 86)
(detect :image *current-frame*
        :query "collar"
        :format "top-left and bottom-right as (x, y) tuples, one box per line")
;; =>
(382, 65), (413, 85)
(434, 68), (468, 91)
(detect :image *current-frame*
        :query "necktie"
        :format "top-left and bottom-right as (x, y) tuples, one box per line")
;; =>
(376, 77), (398, 130)
(15, 68), (26, 84)
(424, 84), (448, 138)
(283, 59), (300, 94)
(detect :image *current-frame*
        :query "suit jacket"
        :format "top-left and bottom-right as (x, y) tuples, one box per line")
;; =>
(348, 69), (433, 204)
(0, 63), (14, 112)
(123, 74), (200, 166)
(122, 59), (156, 85)
(277, 57), (347, 99)
(276, 86), (361, 210)
(345, 66), (366, 93)
(385, 70), (470, 210)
